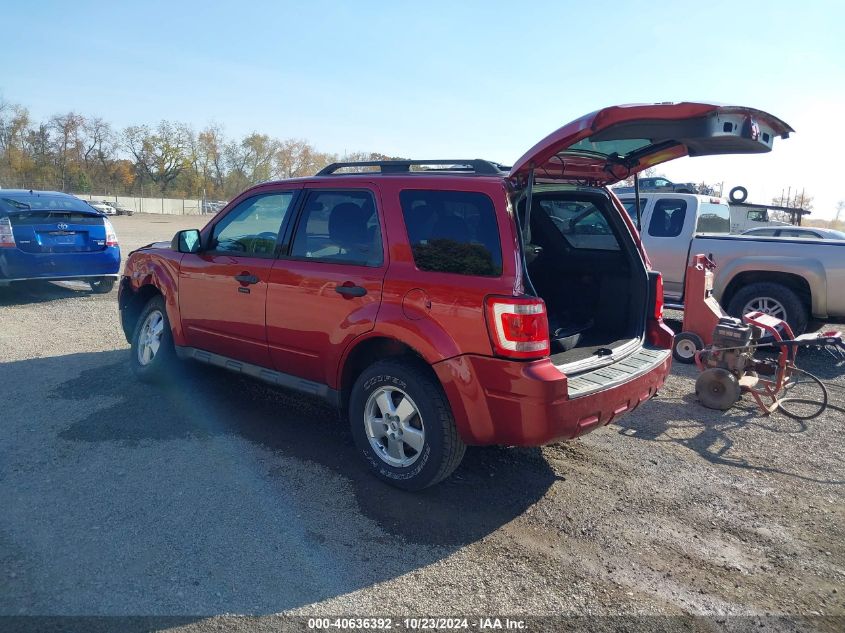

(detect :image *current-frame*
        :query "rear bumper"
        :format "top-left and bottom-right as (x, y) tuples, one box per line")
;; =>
(433, 347), (672, 446)
(0, 246), (121, 282)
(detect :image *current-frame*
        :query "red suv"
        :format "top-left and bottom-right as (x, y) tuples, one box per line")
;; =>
(118, 102), (791, 489)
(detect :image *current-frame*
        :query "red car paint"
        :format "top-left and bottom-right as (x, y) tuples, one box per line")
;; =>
(119, 102), (790, 447)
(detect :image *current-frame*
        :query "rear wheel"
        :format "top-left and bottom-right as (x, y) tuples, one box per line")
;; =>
(130, 295), (177, 382)
(349, 359), (465, 490)
(726, 282), (808, 334)
(89, 277), (116, 294)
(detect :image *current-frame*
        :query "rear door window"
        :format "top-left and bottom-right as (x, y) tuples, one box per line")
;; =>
(290, 190), (382, 266)
(779, 229), (820, 239)
(696, 203), (731, 233)
(647, 199), (687, 237)
(400, 190), (502, 276)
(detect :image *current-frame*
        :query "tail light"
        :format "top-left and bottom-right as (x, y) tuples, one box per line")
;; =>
(104, 218), (118, 247)
(652, 272), (664, 320)
(485, 296), (550, 359)
(647, 271), (674, 348)
(0, 217), (15, 248)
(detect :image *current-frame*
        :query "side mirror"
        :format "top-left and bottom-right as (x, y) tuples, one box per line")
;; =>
(172, 229), (202, 253)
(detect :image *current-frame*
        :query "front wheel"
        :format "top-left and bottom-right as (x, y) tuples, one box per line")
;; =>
(130, 295), (177, 382)
(726, 282), (808, 334)
(349, 359), (466, 490)
(89, 277), (116, 294)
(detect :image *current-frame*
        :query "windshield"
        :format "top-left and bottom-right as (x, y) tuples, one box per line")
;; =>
(0, 193), (98, 214)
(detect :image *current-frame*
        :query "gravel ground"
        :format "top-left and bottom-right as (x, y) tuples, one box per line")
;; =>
(0, 215), (843, 631)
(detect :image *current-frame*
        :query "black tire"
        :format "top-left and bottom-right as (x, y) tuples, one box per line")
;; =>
(726, 281), (808, 334)
(672, 331), (703, 364)
(130, 295), (177, 382)
(696, 368), (741, 410)
(349, 359), (466, 490)
(89, 277), (116, 294)
(729, 186), (748, 203)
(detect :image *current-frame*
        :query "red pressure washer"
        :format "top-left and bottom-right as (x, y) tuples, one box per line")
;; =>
(671, 254), (725, 364)
(672, 254), (845, 418)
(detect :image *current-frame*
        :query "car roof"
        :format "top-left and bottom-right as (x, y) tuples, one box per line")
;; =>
(248, 173), (509, 189)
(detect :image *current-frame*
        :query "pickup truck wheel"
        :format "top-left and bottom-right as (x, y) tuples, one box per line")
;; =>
(89, 277), (115, 294)
(350, 360), (466, 490)
(727, 282), (808, 334)
(130, 295), (177, 382)
(673, 332), (703, 364)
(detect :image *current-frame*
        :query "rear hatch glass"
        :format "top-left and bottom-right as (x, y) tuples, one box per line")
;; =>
(8, 211), (107, 253)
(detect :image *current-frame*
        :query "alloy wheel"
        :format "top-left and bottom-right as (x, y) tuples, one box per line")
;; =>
(742, 296), (787, 321)
(137, 310), (164, 366)
(363, 386), (426, 468)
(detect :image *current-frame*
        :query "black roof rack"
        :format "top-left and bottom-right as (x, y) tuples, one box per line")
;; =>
(316, 159), (508, 176)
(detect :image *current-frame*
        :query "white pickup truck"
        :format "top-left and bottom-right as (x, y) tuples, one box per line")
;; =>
(616, 193), (845, 332)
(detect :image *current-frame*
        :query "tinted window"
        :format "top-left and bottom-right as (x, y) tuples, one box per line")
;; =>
(290, 190), (382, 266)
(538, 199), (620, 251)
(780, 229), (820, 239)
(648, 199), (687, 237)
(6, 211), (104, 225)
(400, 190), (502, 276)
(1, 194), (96, 213)
(696, 203), (731, 233)
(212, 192), (293, 257)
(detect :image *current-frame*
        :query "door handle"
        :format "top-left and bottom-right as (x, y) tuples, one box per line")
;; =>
(235, 273), (259, 285)
(335, 284), (367, 298)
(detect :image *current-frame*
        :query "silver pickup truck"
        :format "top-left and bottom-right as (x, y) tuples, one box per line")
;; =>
(616, 193), (845, 332)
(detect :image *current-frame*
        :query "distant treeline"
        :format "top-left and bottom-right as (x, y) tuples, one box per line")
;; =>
(0, 98), (398, 199)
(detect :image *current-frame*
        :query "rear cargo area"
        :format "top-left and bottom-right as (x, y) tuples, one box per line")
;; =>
(515, 187), (648, 369)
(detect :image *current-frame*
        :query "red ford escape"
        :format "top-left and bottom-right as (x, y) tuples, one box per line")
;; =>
(118, 103), (792, 489)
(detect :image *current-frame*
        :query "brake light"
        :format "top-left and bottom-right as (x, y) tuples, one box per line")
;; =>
(104, 218), (118, 247)
(485, 296), (550, 359)
(0, 217), (15, 248)
(653, 272), (664, 320)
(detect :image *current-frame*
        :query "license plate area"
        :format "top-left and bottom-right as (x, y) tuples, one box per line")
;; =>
(49, 231), (77, 244)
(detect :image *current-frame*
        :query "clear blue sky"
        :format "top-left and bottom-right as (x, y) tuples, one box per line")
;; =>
(2, 0), (843, 217)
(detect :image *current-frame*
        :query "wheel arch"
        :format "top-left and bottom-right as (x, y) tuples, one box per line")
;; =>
(716, 262), (824, 318)
(337, 335), (435, 414)
(721, 271), (812, 315)
(119, 281), (163, 343)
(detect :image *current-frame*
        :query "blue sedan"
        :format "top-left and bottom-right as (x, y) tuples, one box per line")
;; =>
(0, 190), (121, 293)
